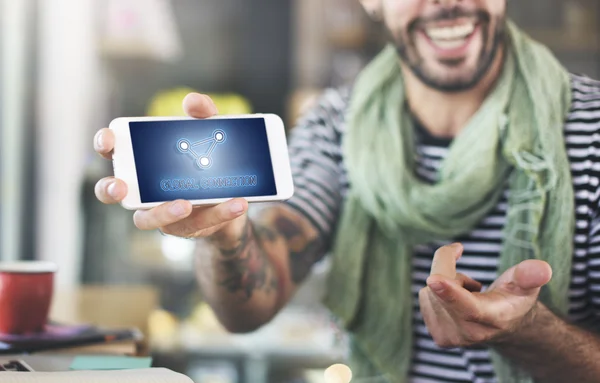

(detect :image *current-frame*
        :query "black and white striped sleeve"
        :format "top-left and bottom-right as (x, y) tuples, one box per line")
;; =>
(569, 75), (600, 324)
(284, 88), (349, 246)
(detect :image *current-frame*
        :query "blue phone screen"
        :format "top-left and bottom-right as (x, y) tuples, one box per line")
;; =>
(129, 118), (278, 203)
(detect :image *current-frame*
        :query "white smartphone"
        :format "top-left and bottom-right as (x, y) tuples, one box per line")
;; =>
(109, 114), (294, 210)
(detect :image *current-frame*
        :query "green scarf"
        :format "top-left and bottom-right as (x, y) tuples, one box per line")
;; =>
(324, 22), (574, 383)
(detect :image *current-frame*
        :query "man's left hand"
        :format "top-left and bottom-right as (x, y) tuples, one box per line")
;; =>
(419, 243), (553, 348)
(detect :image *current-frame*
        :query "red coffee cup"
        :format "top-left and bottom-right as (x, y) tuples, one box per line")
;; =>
(0, 261), (58, 335)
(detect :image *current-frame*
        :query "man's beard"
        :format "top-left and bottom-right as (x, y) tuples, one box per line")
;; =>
(392, 8), (506, 93)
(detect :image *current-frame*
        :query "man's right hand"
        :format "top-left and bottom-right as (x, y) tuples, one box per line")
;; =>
(93, 93), (248, 245)
(94, 91), (326, 333)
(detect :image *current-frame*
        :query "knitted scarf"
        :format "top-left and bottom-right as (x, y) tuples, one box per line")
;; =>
(323, 22), (574, 383)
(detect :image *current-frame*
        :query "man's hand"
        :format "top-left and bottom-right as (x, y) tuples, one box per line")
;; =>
(93, 93), (248, 246)
(93, 93), (327, 334)
(419, 243), (553, 348)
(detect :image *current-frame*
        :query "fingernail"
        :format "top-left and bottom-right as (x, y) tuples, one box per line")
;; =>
(230, 202), (244, 214)
(95, 131), (104, 150)
(203, 95), (218, 114)
(107, 181), (118, 198)
(429, 282), (445, 294)
(450, 243), (463, 253)
(170, 202), (186, 217)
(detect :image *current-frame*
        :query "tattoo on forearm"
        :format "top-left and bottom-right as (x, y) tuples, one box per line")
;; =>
(209, 206), (325, 300)
(219, 220), (251, 258)
(275, 216), (323, 284)
(290, 239), (322, 283)
(254, 224), (278, 242)
(215, 221), (278, 300)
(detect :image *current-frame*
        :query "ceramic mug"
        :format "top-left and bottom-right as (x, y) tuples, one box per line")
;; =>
(0, 261), (58, 334)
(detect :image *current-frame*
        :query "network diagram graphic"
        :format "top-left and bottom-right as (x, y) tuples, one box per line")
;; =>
(177, 130), (226, 169)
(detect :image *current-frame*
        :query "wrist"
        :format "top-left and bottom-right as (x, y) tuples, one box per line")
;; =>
(490, 302), (557, 347)
(208, 215), (251, 254)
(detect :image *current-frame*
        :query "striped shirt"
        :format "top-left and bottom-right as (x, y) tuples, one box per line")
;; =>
(284, 74), (600, 383)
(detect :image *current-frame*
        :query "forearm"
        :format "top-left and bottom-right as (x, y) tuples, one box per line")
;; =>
(195, 218), (282, 332)
(493, 303), (600, 382)
(195, 204), (324, 333)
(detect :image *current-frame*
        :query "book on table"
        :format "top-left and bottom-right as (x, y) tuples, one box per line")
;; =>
(0, 323), (142, 355)
(1, 368), (193, 383)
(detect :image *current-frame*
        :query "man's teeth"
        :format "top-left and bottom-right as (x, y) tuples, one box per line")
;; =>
(426, 23), (475, 42)
(432, 39), (467, 49)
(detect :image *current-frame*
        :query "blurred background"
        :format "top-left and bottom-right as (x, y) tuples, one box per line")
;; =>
(1, 0), (599, 382)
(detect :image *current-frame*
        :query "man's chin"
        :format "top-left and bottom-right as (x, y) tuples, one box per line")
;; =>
(438, 58), (468, 68)
(397, 42), (499, 92)
(412, 68), (484, 93)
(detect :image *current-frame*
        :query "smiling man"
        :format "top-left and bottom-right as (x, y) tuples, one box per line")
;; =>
(94, 1), (600, 382)
(392, 0), (504, 91)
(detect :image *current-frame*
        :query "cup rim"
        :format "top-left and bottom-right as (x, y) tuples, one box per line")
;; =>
(0, 261), (58, 274)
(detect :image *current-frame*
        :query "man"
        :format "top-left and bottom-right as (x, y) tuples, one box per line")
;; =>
(94, 0), (600, 382)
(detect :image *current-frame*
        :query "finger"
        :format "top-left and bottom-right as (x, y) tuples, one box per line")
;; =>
(430, 243), (463, 279)
(426, 275), (481, 318)
(183, 93), (218, 118)
(95, 177), (128, 204)
(162, 198), (248, 237)
(456, 273), (482, 292)
(504, 260), (553, 296)
(94, 128), (115, 160)
(133, 200), (194, 230)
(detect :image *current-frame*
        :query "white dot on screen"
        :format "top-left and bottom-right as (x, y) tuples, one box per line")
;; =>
(200, 157), (210, 166)
(181, 142), (189, 150)
(216, 133), (224, 141)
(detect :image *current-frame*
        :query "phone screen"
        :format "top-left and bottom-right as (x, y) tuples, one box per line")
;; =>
(129, 118), (278, 203)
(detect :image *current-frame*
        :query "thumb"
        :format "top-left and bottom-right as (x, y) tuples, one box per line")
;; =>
(183, 93), (218, 118)
(504, 260), (553, 296)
